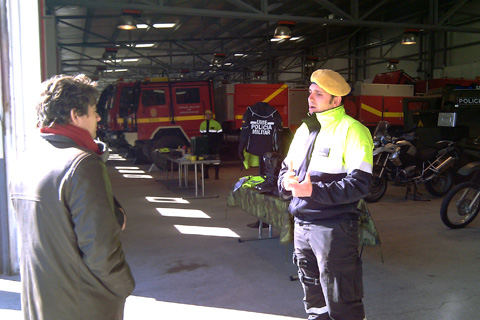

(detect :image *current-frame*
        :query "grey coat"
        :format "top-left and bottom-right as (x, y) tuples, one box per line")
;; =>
(11, 134), (135, 320)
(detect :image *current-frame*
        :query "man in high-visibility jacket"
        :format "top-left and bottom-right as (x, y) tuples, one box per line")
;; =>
(199, 110), (222, 179)
(278, 69), (373, 320)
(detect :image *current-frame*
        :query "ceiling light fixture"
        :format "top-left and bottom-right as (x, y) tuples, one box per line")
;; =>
(94, 65), (106, 75)
(274, 21), (295, 39)
(102, 47), (118, 60)
(153, 23), (175, 28)
(117, 10), (141, 30)
(401, 29), (419, 45)
(386, 59), (399, 70)
(253, 71), (263, 80)
(305, 56), (319, 68)
(179, 69), (190, 79)
(135, 43), (155, 48)
(212, 53), (226, 67)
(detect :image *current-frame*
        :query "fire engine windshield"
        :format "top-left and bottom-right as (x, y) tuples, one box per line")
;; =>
(142, 89), (166, 107)
(175, 88), (200, 104)
(119, 87), (136, 117)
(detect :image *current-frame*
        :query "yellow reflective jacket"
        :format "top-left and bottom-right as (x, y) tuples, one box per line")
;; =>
(278, 106), (373, 221)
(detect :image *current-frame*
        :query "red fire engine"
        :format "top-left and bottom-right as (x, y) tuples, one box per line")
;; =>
(97, 80), (309, 157)
(97, 79), (215, 153)
(98, 72), (480, 161)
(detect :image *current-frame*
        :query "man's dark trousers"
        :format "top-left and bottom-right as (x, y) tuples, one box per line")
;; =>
(293, 216), (365, 320)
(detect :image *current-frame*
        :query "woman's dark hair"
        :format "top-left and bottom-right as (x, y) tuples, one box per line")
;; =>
(36, 74), (99, 128)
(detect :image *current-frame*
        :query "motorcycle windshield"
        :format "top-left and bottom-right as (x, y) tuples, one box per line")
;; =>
(373, 121), (390, 140)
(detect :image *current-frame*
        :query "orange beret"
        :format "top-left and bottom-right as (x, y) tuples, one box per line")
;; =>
(310, 69), (351, 97)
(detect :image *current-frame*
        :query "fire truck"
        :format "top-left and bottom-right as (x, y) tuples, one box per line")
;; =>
(97, 80), (309, 160)
(344, 70), (480, 158)
(97, 79), (215, 157)
(98, 72), (480, 161)
(344, 70), (480, 132)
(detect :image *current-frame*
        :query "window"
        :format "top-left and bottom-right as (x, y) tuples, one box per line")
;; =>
(175, 88), (200, 104)
(119, 87), (135, 117)
(142, 89), (166, 107)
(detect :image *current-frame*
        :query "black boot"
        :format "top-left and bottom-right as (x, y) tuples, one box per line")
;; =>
(255, 152), (280, 195)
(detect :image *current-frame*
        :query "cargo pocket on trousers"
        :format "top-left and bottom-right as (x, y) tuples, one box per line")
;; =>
(325, 258), (364, 303)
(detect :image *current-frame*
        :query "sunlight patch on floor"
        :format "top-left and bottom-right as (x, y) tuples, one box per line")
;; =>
(0, 310), (21, 320)
(174, 225), (240, 238)
(157, 208), (210, 218)
(146, 196), (189, 204)
(0, 279), (21, 293)
(118, 170), (146, 174)
(124, 295), (303, 320)
(122, 174), (153, 179)
(108, 154), (127, 161)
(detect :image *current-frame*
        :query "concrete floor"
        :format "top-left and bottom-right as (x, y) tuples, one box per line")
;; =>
(2, 152), (480, 320)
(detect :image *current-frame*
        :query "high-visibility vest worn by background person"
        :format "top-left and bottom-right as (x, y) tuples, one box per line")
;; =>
(238, 102), (283, 157)
(278, 105), (373, 222)
(199, 119), (223, 154)
(199, 119), (223, 134)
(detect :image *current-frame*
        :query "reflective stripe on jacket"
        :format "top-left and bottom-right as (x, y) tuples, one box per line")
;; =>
(199, 119), (223, 133)
(278, 106), (373, 222)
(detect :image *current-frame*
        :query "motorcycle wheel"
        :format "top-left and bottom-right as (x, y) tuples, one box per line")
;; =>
(440, 181), (480, 229)
(365, 175), (388, 203)
(425, 169), (454, 197)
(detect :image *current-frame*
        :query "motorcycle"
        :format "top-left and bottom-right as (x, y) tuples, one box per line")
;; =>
(366, 121), (458, 202)
(440, 137), (480, 228)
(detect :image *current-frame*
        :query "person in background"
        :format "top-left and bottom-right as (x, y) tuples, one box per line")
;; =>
(199, 109), (222, 179)
(278, 69), (373, 320)
(10, 74), (135, 320)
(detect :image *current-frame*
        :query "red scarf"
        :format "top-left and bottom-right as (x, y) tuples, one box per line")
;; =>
(40, 124), (101, 155)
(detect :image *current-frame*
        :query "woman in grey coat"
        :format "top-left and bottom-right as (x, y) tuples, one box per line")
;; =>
(10, 74), (135, 320)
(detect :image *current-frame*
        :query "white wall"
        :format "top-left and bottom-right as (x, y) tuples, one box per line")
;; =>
(1, 0), (42, 274)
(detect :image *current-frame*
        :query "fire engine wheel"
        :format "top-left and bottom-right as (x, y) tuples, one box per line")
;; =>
(365, 175), (388, 203)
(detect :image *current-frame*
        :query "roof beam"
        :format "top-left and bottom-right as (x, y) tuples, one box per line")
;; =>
(311, 0), (353, 20)
(359, 0), (389, 21)
(439, 0), (469, 25)
(224, 0), (262, 14)
(46, 0), (480, 33)
(58, 19), (171, 70)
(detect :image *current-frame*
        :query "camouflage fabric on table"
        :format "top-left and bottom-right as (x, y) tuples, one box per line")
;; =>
(227, 185), (293, 245)
(356, 199), (381, 247)
(227, 183), (381, 247)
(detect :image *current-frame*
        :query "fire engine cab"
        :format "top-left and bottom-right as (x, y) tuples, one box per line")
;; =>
(97, 79), (215, 157)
